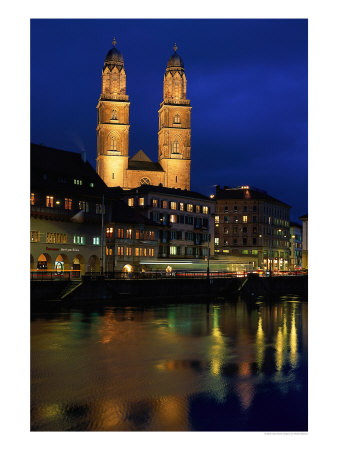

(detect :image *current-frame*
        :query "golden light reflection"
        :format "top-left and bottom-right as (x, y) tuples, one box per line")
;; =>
(289, 303), (298, 369)
(256, 314), (265, 371)
(275, 327), (283, 372)
(210, 306), (225, 376)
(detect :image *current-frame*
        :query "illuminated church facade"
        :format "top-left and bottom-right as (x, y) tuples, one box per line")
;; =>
(96, 39), (191, 190)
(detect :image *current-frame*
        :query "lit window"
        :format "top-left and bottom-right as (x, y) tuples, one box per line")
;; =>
(90, 182), (94, 188)
(172, 140), (179, 154)
(252, 250), (258, 255)
(196, 205), (201, 213)
(242, 250), (249, 254)
(139, 198), (145, 206)
(65, 198), (72, 210)
(149, 248), (154, 257)
(162, 200), (168, 209)
(202, 206), (208, 214)
(215, 215), (220, 224)
(243, 215), (248, 223)
(170, 214), (177, 223)
(128, 198), (134, 207)
(106, 227), (114, 238)
(170, 246), (177, 255)
(140, 177), (150, 185)
(117, 246), (124, 256)
(170, 202), (177, 210)
(126, 229), (132, 239)
(46, 196), (54, 207)
(31, 231), (39, 242)
(111, 136), (117, 150)
(149, 231), (155, 240)
(135, 248), (140, 256)
(93, 237), (100, 245)
(135, 230), (140, 239)
(73, 179), (83, 185)
(126, 247), (132, 256)
(179, 202), (184, 211)
(187, 204), (193, 212)
(174, 114), (181, 124)
(223, 249), (229, 253)
(152, 199), (158, 207)
(79, 201), (89, 212)
(30, 193), (35, 205)
(118, 228), (124, 239)
(215, 237), (220, 246)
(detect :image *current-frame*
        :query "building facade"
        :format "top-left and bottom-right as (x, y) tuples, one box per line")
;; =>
(299, 214), (308, 270)
(290, 222), (302, 269)
(96, 39), (191, 190)
(30, 144), (108, 276)
(117, 185), (215, 272)
(104, 200), (160, 273)
(214, 185), (291, 271)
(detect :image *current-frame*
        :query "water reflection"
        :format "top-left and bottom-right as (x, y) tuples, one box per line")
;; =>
(31, 298), (307, 431)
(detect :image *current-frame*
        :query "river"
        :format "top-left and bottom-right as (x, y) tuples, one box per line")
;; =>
(31, 297), (307, 431)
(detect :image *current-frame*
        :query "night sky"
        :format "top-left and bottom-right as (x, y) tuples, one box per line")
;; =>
(31, 19), (308, 221)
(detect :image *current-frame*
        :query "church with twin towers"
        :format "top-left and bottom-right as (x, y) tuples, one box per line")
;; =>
(96, 38), (192, 190)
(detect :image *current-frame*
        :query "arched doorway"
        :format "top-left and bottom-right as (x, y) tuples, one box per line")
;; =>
(37, 253), (52, 270)
(55, 254), (70, 273)
(72, 254), (85, 277)
(122, 264), (133, 279)
(88, 255), (100, 273)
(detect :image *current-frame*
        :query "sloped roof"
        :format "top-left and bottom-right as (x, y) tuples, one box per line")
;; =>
(129, 150), (152, 162)
(215, 186), (290, 207)
(128, 160), (164, 172)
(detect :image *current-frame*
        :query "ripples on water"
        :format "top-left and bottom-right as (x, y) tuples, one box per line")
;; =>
(31, 297), (308, 431)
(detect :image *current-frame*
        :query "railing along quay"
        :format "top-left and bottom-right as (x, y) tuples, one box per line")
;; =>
(31, 270), (307, 281)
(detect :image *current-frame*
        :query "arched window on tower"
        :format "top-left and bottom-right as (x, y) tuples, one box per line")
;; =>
(174, 114), (181, 124)
(111, 110), (118, 120)
(172, 140), (179, 154)
(111, 136), (117, 150)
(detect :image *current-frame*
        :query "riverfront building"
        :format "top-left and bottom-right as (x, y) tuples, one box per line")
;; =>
(105, 199), (160, 273)
(30, 144), (109, 275)
(30, 144), (161, 276)
(116, 185), (215, 272)
(214, 185), (291, 271)
(290, 222), (302, 269)
(96, 39), (191, 191)
(299, 214), (308, 270)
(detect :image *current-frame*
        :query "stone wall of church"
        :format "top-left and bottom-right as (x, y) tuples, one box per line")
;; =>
(97, 155), (128, 188)
(159, 159), (191, 190)
(125, 170), (165, 189)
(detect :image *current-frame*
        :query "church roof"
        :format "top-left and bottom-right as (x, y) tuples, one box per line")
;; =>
(128, 160), (164, 172)
(104, 37), (124, 69)
(167, 44), (184, 69)
(129, 150), (152, 162)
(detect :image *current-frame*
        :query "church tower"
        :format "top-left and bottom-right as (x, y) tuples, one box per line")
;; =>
(158, 44), (191, 190)
(96, 38), (130, 187)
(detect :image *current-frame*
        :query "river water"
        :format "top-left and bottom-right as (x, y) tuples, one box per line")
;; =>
(31, 297), (308, 431)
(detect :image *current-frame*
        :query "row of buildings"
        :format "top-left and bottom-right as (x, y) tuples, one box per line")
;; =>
(30, 40), (307, 276)
(30, 143), (306, 276)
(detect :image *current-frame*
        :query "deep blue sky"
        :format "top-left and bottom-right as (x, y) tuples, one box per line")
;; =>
(31, 19), (308, 221)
